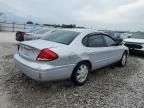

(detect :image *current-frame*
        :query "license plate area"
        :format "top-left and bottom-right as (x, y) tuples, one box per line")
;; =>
(21, 47), (33, 56)
(19, 45), (39, 60)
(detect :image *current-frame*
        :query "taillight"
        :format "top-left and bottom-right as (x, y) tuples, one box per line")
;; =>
(36, 49), (58, 61)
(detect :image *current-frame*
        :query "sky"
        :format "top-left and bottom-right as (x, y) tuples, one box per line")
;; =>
(0, 0), (144, 31)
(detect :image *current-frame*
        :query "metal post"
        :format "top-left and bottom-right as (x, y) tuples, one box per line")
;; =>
(0, 22), (1, 32)
(13, 22), (15, 32)
(24, 23), (26, 29)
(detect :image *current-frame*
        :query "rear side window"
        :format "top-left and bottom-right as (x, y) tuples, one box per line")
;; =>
(43, 30), (80, 45)
(83, 34), (106, 47)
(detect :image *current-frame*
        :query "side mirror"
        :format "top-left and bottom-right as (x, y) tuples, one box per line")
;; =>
(115, 39), (123, 45)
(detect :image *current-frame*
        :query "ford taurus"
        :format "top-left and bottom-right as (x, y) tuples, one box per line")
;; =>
(14, 29), (128, 85)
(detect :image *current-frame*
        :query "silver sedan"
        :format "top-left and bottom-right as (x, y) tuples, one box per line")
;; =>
(14, 29), (129, 85)
(24, 28), (57, 41)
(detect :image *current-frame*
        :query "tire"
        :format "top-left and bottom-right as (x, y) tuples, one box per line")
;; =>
(119, 52), (128, 67)
(71, 62), (90, 86)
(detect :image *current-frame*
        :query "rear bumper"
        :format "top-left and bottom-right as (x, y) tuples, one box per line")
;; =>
(14, 54), (75, 81)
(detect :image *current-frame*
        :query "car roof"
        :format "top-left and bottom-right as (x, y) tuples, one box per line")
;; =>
(61, 28), (103, 34)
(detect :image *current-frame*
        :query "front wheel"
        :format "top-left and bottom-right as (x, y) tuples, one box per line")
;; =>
(119, 52), (128, 67)
(71, 62), (90, 86)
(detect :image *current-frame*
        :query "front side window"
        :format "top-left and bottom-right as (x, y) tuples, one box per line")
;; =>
(42, 30), (80, 45)
(103, 35), (116, 46)
(86, 35), (106, 47)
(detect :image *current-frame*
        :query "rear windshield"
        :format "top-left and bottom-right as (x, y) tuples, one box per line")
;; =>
(42, 30), (80, 45)
(130, 32), (144, 39)
(33, 29), (50, 34)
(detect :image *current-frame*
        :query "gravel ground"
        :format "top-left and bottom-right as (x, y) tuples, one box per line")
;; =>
(0, 32), (16, 43)
(0, 32), (144, 108)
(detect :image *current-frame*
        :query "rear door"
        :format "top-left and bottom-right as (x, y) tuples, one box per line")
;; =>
(84, 34), (111, 69)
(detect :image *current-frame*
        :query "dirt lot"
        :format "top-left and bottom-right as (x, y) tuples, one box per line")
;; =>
(0, 32), (144, 108)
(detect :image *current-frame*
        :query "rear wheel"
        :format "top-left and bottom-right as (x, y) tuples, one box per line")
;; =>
(71, 62), (90, 86)
(119, 52), (128, 67)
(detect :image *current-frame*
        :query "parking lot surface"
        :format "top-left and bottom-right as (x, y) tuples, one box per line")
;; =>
(0, 32), (144, 108)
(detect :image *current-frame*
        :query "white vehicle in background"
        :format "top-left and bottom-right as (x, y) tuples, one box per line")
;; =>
(24, 28), (57, 41)
(124, 32), (144, 53)
(120, 33), (133, 39)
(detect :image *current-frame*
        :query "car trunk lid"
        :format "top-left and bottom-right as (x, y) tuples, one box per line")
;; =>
(19, 40), (66, 60)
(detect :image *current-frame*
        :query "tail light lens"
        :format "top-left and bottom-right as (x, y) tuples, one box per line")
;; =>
(36, 49), (58, 61)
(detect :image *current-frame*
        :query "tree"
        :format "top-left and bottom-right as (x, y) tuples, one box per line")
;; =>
(77, 26), (85, 29)
(43, 23), (85, 28)
(61, 24), (76, 28)
(35, 23), (40, 25)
